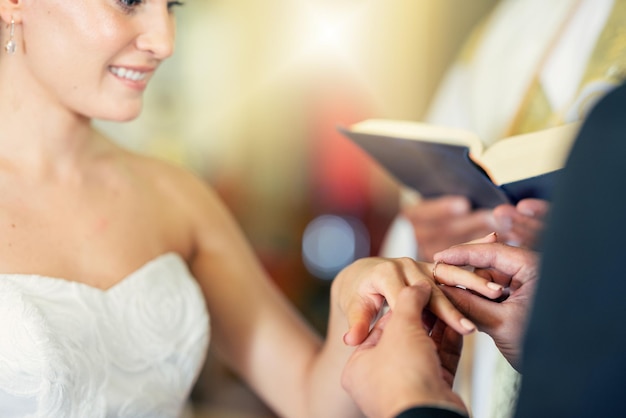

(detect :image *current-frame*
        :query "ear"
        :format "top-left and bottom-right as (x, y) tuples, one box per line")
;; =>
(0, 0), (22, 25)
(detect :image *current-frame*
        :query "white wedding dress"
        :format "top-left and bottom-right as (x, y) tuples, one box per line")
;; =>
(0, 253), (210, 418)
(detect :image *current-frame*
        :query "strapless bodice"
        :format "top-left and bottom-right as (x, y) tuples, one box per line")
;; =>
(0, 253), (210, 418)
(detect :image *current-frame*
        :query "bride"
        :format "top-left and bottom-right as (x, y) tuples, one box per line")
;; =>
(0, 1), (493, 417)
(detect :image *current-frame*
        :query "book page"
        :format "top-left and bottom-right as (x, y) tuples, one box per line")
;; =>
(349, 119), (485, 156)
(480, 122), (581, 185)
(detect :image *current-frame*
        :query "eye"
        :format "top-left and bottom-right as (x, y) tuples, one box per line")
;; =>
(120, 0), (144, 6)
(168, 0), (185, 10)
(117, 0), (144, 12)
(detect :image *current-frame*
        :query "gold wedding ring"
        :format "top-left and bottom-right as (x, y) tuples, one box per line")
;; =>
(432, 260), (443, 283)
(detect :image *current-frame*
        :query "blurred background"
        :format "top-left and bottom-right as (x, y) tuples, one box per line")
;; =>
(96, 0), (498, 416)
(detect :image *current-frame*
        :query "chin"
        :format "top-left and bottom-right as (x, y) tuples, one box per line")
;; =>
(97, 106), (143, 122)
(114, 113), (142, 122)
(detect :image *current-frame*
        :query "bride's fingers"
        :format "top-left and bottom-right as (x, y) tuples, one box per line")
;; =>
(474, 268), (512, 287)
(426, 285), (477, 335)
(432, 262), (504, 299)
(398, 263), (478, 336)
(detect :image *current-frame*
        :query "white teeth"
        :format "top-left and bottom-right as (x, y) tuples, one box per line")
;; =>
(110, 66), (147, 81)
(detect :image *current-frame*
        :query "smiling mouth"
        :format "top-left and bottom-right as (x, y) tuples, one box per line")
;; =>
(109, 66), (148, 81)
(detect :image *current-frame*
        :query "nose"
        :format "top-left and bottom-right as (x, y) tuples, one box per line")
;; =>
(135, 7), (176, 60)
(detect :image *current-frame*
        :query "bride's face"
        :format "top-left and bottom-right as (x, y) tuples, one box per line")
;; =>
(14, 0), (182, 121)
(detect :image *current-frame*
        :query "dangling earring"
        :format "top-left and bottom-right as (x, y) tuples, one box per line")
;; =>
(5, 18), (16, 55)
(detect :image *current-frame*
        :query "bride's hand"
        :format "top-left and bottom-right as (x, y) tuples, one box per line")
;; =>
(333, 252), (504, 346)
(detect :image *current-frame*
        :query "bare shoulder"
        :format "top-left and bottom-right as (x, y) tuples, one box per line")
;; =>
(105, 141), (247, 264)
(118, 148), (225, 217)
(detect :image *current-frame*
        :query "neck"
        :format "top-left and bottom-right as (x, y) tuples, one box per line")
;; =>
(0, 60), (107, 180)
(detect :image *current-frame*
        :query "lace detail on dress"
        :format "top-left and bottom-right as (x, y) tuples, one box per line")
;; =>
(0, 253), (210, 418)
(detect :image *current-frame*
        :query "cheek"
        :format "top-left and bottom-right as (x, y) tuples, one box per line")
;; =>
(77, 8), (131, 50)
(25, 2), (130, 59)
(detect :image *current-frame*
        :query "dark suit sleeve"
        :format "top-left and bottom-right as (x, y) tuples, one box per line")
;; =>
(515, 82), (626, 417)
(396, 406), (467, 418)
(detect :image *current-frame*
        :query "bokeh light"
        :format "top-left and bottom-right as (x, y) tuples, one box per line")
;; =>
(302, 214), (370, 280)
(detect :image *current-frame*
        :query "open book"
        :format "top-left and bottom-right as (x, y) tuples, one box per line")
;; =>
(338, 119), (581, 208)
